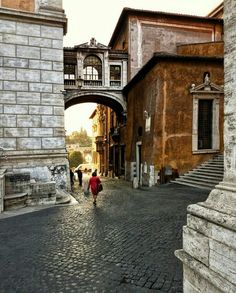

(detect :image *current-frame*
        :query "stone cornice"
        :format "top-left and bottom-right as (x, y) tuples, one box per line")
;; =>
(0, 7), (67, 34)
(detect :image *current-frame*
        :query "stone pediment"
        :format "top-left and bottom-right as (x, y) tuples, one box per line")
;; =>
(190, 76), (224, 94)
(76, 38), (108, 49)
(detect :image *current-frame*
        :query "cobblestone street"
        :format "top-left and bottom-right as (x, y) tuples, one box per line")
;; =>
(0, 178), (209, 293)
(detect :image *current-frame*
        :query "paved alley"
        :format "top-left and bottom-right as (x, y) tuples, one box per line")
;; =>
(0, 179), (209, 293)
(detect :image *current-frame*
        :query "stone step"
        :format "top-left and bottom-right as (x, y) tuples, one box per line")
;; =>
(185, 173), (223, 181)
(192, 169), (223, 175)
(172, 154), (223, 191)
(4, 192), (28, 210)
(171, 180), (213, 191)
(173, 178), (215, 190)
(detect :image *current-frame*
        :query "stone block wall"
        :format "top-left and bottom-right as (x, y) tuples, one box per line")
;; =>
(0, 3), (69, 190)
(175, 1), (236, 291)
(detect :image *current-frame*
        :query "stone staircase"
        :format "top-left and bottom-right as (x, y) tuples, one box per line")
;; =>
(172, 154), (224, 191)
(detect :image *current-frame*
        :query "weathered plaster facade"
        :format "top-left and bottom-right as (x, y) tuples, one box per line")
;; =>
(175, 1), (236, 292)
(124, 53), (224, 186)
(0, 0), (69, 202)
(109, 8), (223, 79)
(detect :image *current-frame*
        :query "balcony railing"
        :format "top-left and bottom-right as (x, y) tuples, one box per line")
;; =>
(84, 80), (102, 87)
(64, 79), (76, 86)
(110, 80), (121, 87)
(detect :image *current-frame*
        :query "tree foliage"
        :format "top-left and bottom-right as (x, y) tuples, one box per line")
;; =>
(66, 128), (92, 146)
(69, 151), (83, 168)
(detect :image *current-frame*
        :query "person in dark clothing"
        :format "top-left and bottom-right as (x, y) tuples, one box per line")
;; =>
(70, 169), (74, 188)
(76, 169), (83, 186)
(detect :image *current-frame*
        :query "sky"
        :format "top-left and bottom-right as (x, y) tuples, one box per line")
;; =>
(63, 0), (222, 136)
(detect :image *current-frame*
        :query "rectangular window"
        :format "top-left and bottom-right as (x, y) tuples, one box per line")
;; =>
(110, 65), (121, 86)
(198, 99), (213, 149)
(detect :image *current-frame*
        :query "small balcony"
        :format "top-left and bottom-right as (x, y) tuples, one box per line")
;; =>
(95, 136), (105, 152)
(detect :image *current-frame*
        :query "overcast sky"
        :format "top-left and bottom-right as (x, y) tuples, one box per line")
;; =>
(64, 0), (222, 135)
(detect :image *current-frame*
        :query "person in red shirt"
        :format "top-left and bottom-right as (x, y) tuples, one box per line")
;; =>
(88, 171), (101, 206)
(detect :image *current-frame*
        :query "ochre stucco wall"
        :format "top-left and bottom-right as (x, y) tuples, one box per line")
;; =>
(177, 42), (224, 57)
(125, 57), (224, 176)
(1, 0), (35, 12)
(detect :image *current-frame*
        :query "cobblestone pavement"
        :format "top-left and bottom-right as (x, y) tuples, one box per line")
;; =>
(0, 178), (209, 293)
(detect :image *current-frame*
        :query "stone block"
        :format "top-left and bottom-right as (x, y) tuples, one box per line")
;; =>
(29, 105), (52, 115)
(41, 71), (63, 84)
(29, 128), (53, 137)
(17, 69), (40, 82)
(42, 137), (65, 149)
(0, 43), (15, 57)
(53, 84), (64, 93)
(29, 37), (52, 48)
(41, 93), (64, 106)
(53, 61), (63, 71)
(16, 22), (40, 37)
(0, 20), (16, 33)
(183, 226), (209, 266)
(4, 128), (28, 138)
(53, 106), (64, 115)
(29, 60), (52, 70)
(0, 81), (2, 90)
(29, 83), (52, 93)
(209, 239), (236, 285)
(53, 128), (65, 136)
(4, 105), (28, 115)
(211, 223), (236, 250)
(0, 138), (16, 150)
(0, 114), (16, 127)
(0, 128), (3, 137)
(187, 215), (211, 237)
(17, 92), (40, 105)
(3, 34), (28, 45)
(1, 92), (16, 104)
(0, 68), (16, 80)
(40, 26), (63, 39)
(4, 57), (29, 68)
(4, 81), (28, 91)
(0, 106), (3, 114)
(41, 48), (63, 62)
(0, 57), (2, 66)
(17, 45), (40, 59)
(17, 115), (41, 127)
(41, 115), (64, 127)
(52, 39), (63, 49)
(183, 265), (222, 293)
(5, 172), (31, 194)
(17, 138), (41, 150)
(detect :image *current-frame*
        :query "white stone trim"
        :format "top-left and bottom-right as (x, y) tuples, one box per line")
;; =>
(192, 94), (221, 154)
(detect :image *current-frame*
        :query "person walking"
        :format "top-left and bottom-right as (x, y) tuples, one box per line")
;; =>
(76, 168), (83, 187)
(70, 169), (74, 190)
(87, 171), (101, 206)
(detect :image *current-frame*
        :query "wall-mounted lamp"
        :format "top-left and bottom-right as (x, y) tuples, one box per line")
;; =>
(144, 110), (150, 119)
(77, 76), (83, 88)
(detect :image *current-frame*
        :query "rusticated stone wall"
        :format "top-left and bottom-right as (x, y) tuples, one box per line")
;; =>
(0, 1), (69, 190)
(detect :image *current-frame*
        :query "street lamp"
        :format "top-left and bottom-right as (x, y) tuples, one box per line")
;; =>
(77, 76), (83, 88)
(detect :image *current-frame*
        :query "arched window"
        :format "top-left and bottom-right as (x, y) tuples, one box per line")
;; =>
(83, 55), (102, 86)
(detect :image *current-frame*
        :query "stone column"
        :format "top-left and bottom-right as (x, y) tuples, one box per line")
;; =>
(175, 0), (236, 292)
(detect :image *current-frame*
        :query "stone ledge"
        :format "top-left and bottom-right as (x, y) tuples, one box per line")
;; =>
(187, 203), (236, 232)
(4, 192), (27, 199)
(0, 7), (67, 34)
(175, 249), (236, 293)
